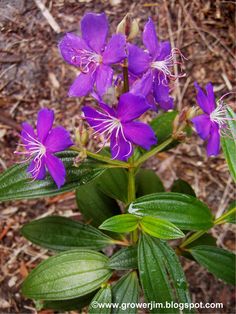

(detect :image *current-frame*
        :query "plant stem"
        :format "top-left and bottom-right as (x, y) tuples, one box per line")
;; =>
(128, 166), (136, 204)
(214, 206), (236, 225)
(70, 146), (129, 168)
(180, 230), (205, 248)
(134, 137), (173, 167)
(123, 58), (129, 93)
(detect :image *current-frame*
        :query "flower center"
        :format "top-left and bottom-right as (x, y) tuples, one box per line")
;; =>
(71, 49), (102, 73)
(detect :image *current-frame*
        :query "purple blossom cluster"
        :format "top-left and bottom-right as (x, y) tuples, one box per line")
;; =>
(16, 12), (234, 188)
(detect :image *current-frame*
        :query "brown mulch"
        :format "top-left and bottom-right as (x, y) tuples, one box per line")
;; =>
(0, 0), (235, 313)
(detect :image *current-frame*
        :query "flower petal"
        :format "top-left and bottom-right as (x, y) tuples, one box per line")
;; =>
(82, 106), (112, 133)
(27, 158), (46, 180)
(45, 127), (73, 153)
(21, 122), (37, 149)
(194, 82), (215, 114)
(207, 123), (220, 156)
(58, 33), (90, 66)
(143, 18), (159, 58)
(102, 34), (126, 65)
(157, 41), (171, 60)
(123, 121), (157, 150)
(127, 43), (151, 75)
(68, 71), (95, 97)
(81, 13), (108, 53)
(45, 153), (66, 188)
(192, 114), (211, 140)
(131, 70), (153, 96)
(153, 75), (174, 111)
(110, 129), (133, 161)
(37, 108), (54, 143)
(117, 93), (150, 122)
(95, 64), (113, 96)
(205, 82), (216, 111)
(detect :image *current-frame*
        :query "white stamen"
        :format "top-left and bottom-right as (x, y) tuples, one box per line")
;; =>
(71, 49), (102, 74)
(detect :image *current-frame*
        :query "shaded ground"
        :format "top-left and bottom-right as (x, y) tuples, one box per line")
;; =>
(0, 0), (235, 313)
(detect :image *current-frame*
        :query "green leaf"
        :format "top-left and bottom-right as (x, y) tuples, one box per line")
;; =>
(225, 200), (236, 224)
(21, 216), (114, 251)
(0, 151), (105, 201)
(109, 246), (138, 270)
(97, 168), (128, 203)
(43, 292), (96, 311)
(99, 214), (139, 233)
(89, 285), (112, 314)
(138, 234), (178, 313)
(140, 216), (184, 239)
(221, 107), (236, 182)
(190, 245), (236, 285)
(129, 192), (213, 230)
(76, 180), (121, 228)
(171, 179), (196, 196)
(112, 272), (139, 314)
(22, 249), (112, 300)
(136, 169), (164, 197)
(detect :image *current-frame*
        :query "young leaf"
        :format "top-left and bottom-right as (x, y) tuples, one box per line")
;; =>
(109, 246), (138, 270)
(112, 272), (139, 314)
(221, 107), (236, 183)
(89, 285), (112, 314)
(171, 179), (196, 196)
(129, 192), (213, 230)
(0, 151), (105, 201)
(22, 249), (112, 300)
(140, 216), (184, 240)
(136, 169), (164, 197)
(138, 233), (178, 313)
(190, 245), (236, 285)
(21, 216), (114, 251)
(99, 214), (139, 233)
(97, 168), (128, 203)
(76, 180), (121, 228)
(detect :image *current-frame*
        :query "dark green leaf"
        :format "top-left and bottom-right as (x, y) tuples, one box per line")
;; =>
(43, 292), (96, 311)
(97, 168), (128, 203)
(140, 216), (184, 239)
(171, 179), (196, 196)
(0, 151), (105, 201)
(136, 169), (164, 197)
(89, 286), (112, 314)
(22, 249), (112, 300)
(76, 180), (121, 228)
(225, 201), (236, 224)
(138, 234), (178, 313)
(21, 216), (114, 251)
(221, 107), (236, 182)
(112, 272), (139, 314)
(129, 192), (213, 230)
(190, 245), (235, 285)
(99, 214), (139, 233)
(109, 246), (138, 270)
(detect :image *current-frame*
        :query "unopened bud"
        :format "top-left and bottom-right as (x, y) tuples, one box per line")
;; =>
(116, 14), (139, 41)
(74, 149), (87, 167)
(75, 125), (89, 147)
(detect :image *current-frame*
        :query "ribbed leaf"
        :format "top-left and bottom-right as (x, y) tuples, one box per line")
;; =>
(136, 169), (164, 197)
(140, 216), (184, 239)
(221, 107), (236, 182)
(190, 245), (235, 285)
(112, 272), (139, 314)
(109, 246), (138, 270)
(22, 249), (112, 300)
(99, 214), (139, 233)
(171, 179), (196, 196)
(0, 151), (105, 201)
(76, 180), (121, 228)
(129, 192), (213, 230)
(97, 168), (128, 203)
(89, 286), (112, 314)
(21, 216), (114, 251)
(138, 234), (178, 313)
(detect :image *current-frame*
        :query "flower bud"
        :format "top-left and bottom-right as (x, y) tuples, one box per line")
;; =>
(74, 149), (87, 167)
(75, 124), (89, 147)
(116, 13), (139, 41)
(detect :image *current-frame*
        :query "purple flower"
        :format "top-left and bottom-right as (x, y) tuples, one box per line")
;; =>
(82, 93), (157, 161)
(16, 109), (73, 188)
(59, 12), (126, 97)
(192, 82), (222, 156)
(128, 18), (184, 110)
